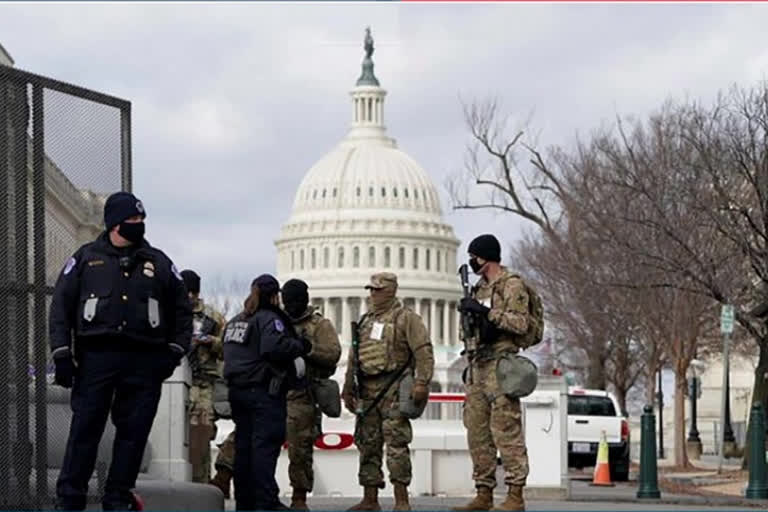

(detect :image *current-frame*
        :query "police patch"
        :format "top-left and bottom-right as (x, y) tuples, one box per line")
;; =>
(63, 257), (76, 275)
(274, 319), (285, 333)
(171, 264), (182, 281)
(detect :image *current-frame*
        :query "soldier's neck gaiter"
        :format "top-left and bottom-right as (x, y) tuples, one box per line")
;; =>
(370, 291), (397, 315)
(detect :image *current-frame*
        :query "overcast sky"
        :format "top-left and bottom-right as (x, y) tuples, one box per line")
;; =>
(2, 2), (768, 295)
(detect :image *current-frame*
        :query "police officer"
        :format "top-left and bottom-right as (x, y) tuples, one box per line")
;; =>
(341, 272), (434, 512)
(49, 191), (192, 511)
(180, 269), (226, 483)
(453, 234), (531, 512)
(281, 279), (342, 510)
(223, 274), (311, 511)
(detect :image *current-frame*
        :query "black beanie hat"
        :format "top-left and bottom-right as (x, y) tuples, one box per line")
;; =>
(468, 234), (501, 262)
(282, 279), (309, 309)
(254, 274), (280, 300)
(180, 270), (200, 294)
(104, 191), (146, 231)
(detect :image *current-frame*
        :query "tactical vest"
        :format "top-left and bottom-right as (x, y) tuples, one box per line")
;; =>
(357, 306), (408, 376)
(473, 271), (523, 358)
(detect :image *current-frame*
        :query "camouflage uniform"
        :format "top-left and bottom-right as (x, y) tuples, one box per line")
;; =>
(287, 306), (341, 493)
(188, 298), (226, 483)
(215, 430), (236, 472)
(342, 273), (434, 502)
(462, 267), (530, 506)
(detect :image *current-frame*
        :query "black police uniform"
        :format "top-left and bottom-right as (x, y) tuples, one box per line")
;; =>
(49, 232), (192, 510)
(223, 305), (309, 511)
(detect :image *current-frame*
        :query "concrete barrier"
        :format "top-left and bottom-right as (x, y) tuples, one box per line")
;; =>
(214, 375), (569, 499)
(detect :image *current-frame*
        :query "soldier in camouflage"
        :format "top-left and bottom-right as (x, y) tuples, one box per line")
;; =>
(453, 235), (531, 512)
(180, 270), (226, 484)
(342, 272), (434, 512)
(282, 279), (342, 510)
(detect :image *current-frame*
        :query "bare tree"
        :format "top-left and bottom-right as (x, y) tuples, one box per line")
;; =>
(204, 274), (251, 320)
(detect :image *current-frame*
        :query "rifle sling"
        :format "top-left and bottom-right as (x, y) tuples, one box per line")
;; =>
(358, 352), (413, 419)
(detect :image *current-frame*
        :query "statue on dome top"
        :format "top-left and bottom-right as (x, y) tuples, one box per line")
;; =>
(364, 27), (374, 60)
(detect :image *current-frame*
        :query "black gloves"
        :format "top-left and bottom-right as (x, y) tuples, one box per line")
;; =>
(53, 351), (76, 388)
(299, 336), (312, 356)
(459, 297), (490, 316)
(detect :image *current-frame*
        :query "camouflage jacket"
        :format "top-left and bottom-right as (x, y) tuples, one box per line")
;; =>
(287, 306), (341, 401)
(343, 299), (434, 392)
(189, 298), (226, 385)
(473, 266), (530, 360)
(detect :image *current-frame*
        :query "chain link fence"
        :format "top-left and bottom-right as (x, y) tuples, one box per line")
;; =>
(0, 63), (131, 510)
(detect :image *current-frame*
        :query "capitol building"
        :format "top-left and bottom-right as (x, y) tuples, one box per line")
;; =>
(275, 30), (465, 404)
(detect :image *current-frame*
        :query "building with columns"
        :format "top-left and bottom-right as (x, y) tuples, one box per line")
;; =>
(275, 29), (464, 411)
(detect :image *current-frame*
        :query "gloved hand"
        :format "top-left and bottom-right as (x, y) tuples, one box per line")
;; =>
(53, 352), (76, 389)
(412, 382), (429, 409)
(459, 297), (490, 316)
(342, 390), (357, 414)
(299, 336), (312, 356)
(162, 345), (184, 378)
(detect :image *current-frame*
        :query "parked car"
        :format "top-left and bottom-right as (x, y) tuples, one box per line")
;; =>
(567, 387), (630, 481)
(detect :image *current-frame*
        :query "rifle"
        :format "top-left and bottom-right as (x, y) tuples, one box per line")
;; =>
(350, 320), (364, 417)
(189, 313), (218, 376)
(458, 264), (479, 384)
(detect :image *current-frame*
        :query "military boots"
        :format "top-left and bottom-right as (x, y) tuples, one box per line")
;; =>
(209, 467), (233, 499)
(346, 486), (381, 511)
(491, 485), (525, 511)
(393, 483), (411, 511)
(290, 489), (310, 511)
(452, 486), (493, 511)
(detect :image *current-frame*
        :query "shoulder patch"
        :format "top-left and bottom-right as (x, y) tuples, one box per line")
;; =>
(274, 319), (285, 333)
(63, 257), (77, 275)
(171, 263), (183, 281)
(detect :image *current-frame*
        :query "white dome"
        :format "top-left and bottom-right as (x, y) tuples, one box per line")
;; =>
(292, 139), (444, 219)
(275, 29), (462, 374)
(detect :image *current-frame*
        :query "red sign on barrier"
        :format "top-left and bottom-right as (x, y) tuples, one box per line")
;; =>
(315, 432), (355, 450)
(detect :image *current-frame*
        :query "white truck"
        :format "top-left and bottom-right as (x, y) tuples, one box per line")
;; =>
(567, 387), (630, 481)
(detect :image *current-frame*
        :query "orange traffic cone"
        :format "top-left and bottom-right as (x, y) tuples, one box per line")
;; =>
(591, 430), (615, 487)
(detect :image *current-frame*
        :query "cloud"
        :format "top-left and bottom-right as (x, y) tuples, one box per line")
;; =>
(3, 2), (768, 282)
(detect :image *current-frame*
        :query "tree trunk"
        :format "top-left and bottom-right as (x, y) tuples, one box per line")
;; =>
(674, 366), (690, 468)
(615, 385), (629, 417)
(586, 352), (607, 389)
(645, 365), (658, 408)
(742, 338), (768, 469)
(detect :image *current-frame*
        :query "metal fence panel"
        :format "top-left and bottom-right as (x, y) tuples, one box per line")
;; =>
(0, 63), (130, 510)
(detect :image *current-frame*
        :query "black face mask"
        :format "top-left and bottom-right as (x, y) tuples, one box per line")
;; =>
(118, 222), (145, 244)
(469, 257), (484, 274)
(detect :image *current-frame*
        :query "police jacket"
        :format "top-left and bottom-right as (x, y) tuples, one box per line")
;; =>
(49, 232), (193, 357)
(223, 305), (307, 390)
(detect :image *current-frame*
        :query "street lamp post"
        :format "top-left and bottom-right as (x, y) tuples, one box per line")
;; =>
(687, 358), (704, 460)
(658, 369), (665, 460)
(723, 365), (737, 457)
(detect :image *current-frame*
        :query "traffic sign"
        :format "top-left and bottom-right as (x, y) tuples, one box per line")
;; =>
(721, 304), (735, 334)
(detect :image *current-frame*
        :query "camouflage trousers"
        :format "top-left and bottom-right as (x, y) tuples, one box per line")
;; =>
(215, 430), (236, 472)
(189, 382), (217, 483)
(464, 356), (529, 489)
(355, 374), (412, 488)
(286, 389), (321, 492)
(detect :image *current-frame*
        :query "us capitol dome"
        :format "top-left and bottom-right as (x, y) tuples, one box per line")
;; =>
(275, 28), (464, 401)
